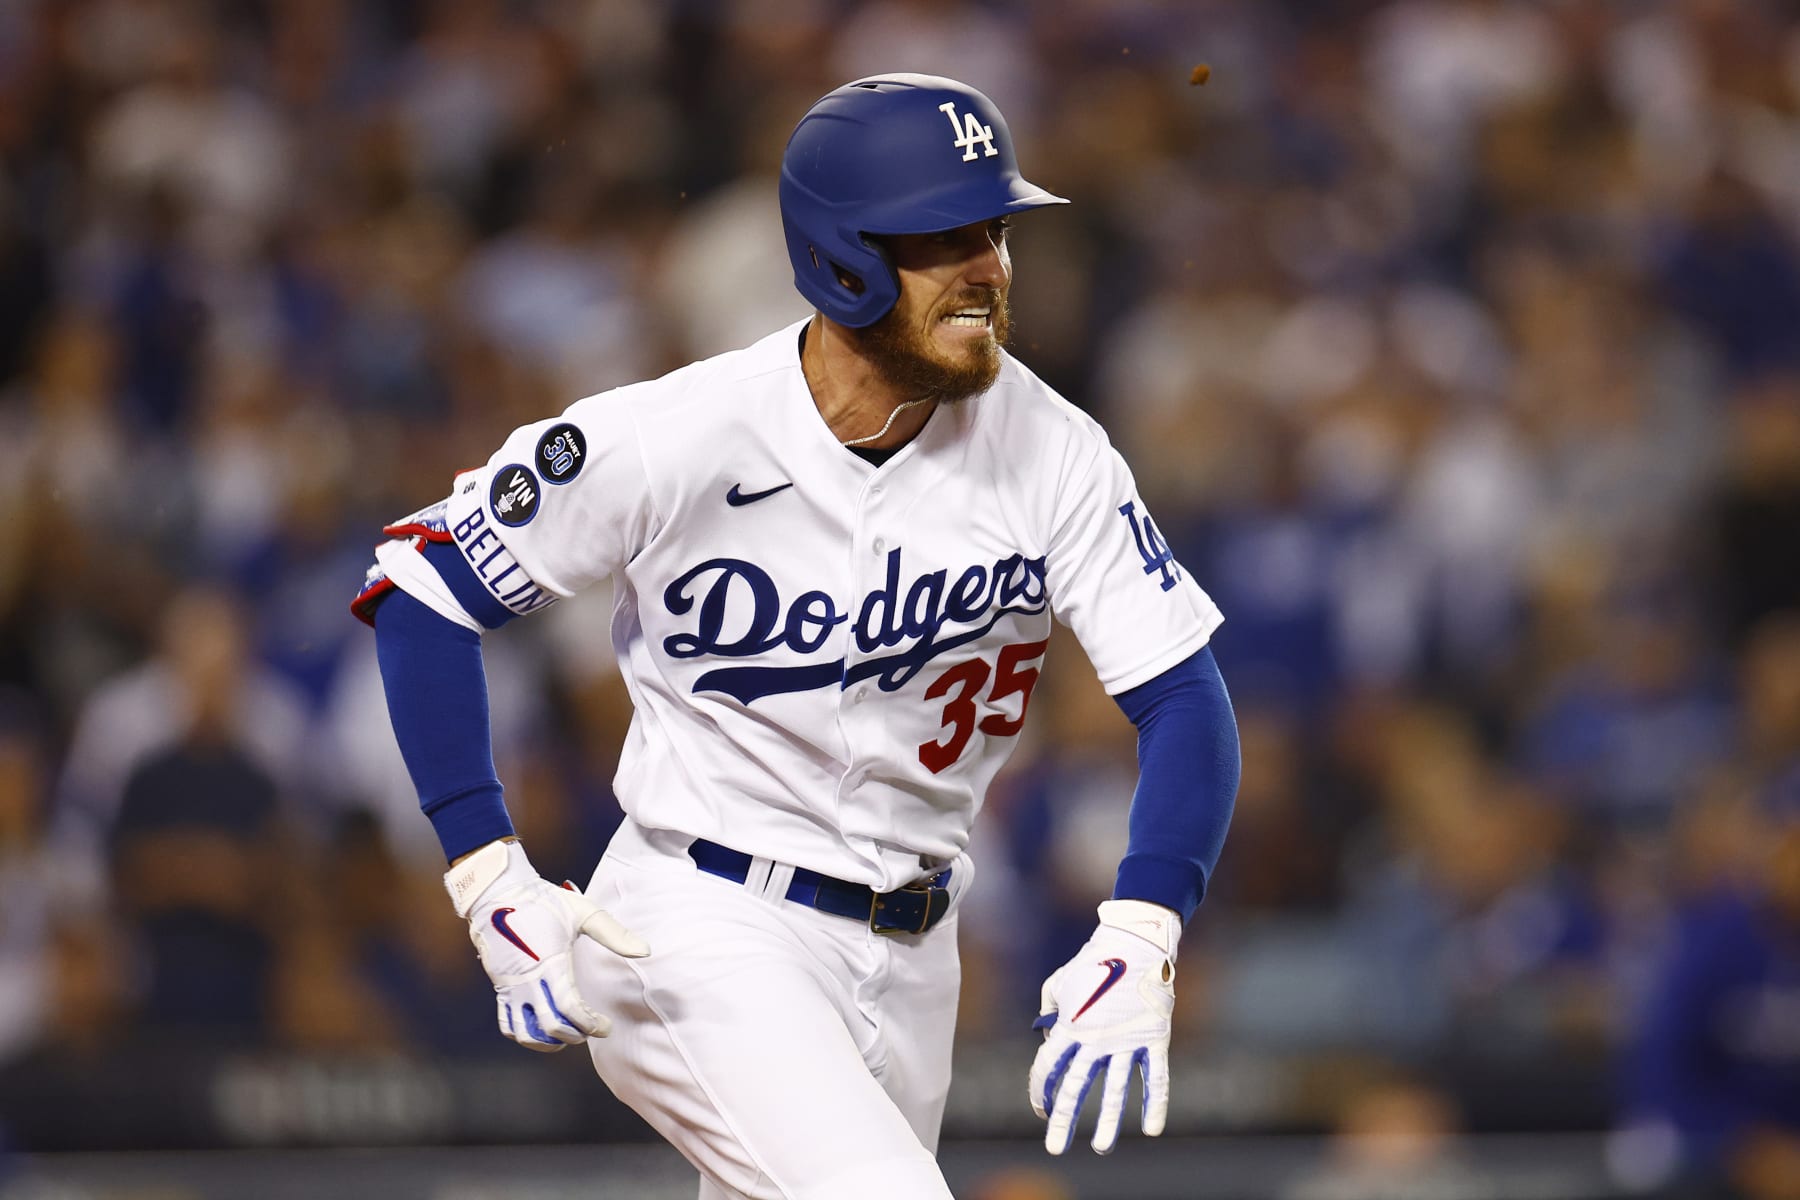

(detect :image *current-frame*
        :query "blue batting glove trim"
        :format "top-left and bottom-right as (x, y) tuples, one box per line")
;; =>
(1132, 1047), (1150, 1123)
(520, 1003), (558, 1045)
(1042, 1042), (1080, 1116)
(1057, 1057), (1110, 1155)
(1032, 1012), (1057, 1032)
(504, 1005), (515, 1035)
(538, 980), (577, 1032)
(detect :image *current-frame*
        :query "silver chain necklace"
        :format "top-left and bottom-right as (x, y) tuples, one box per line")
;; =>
(840, 397), (932, 447)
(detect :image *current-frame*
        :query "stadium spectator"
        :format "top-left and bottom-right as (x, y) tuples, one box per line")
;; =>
(1622, 777), (1800, 1197)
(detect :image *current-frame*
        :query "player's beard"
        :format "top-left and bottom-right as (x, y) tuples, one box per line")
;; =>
(850, 287), (1011, 405)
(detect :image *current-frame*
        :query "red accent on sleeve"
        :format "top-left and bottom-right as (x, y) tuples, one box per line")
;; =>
(350, 575), (398, 627)
(382, 520), (452, 543)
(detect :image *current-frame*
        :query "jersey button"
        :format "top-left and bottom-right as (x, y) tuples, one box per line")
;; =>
(873, 537), (887, 553)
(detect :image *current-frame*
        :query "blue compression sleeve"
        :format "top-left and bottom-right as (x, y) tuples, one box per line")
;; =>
(372, 588), (515, 861)
(420, 539), (518, 630)
(1111, 646), (1240, 922)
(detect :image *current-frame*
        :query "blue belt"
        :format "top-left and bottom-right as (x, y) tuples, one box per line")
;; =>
(686, 839), (952, 936)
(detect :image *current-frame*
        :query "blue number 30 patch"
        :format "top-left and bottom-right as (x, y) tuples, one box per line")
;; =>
(1118, 500), (1179, 592)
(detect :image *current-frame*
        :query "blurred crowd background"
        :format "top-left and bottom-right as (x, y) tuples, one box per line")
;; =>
(2, 0), (1799, 1197)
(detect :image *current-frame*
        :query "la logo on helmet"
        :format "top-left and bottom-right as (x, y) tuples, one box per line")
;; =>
(938, 101), (998, 161)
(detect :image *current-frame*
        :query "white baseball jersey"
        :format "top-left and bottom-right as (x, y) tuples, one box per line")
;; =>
(379, 319), (1221, 891)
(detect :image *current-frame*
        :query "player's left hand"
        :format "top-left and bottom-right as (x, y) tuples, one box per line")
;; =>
(444, 838), (649, 1053)
(1028, 899), (1179, 1155)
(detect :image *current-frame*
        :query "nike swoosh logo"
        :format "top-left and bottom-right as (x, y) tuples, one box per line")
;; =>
(726, 482), (794, 506)
(491, 908), (539, 961)
(1072, 957), (1128, 1023)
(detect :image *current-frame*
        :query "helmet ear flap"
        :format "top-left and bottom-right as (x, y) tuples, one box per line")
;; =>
(841, 233), (901, 325)
(847, 233), (898, 299)
(783, 210), (900, 327)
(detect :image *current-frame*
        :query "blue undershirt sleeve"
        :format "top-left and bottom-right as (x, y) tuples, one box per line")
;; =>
(1110, 645), (1240, 922)
(420, 539), (519, 630)
(372, 587), (515, 862)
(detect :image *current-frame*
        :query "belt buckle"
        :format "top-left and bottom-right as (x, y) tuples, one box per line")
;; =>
(869, 882), (949, 937)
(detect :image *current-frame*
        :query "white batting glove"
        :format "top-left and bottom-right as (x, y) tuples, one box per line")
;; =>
(444, 839), (649, 1052)
(1028, 899), (1179, 1155)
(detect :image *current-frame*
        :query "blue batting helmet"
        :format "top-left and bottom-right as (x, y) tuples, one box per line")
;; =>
(779, 74), (1068, 328)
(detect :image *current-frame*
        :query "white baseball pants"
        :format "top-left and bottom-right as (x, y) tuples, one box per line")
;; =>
(574, 818), (960, 1200)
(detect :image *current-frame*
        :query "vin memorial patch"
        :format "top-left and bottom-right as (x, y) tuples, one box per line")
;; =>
(490, 464), (541, 526)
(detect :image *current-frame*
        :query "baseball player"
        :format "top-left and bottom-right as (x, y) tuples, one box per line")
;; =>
(354, 74), (1241, 1200)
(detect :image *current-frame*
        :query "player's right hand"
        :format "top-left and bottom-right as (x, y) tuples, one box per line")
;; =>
(443, 838), (649, 1052)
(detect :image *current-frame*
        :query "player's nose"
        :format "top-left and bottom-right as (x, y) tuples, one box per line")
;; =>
(961, 231), (1009, 289)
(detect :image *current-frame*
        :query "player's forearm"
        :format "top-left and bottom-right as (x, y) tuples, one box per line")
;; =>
(372, 588), (516, 862)
(1111, 645), (1241, 922)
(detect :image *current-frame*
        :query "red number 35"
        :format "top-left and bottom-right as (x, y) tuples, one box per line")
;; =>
(918, 640), (1050, 774)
